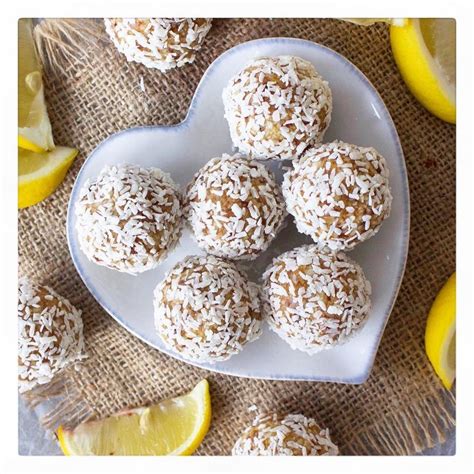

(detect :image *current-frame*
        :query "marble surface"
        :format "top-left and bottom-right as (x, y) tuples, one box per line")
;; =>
(18, 393), (455, 456)
(19, 397), (61, 456)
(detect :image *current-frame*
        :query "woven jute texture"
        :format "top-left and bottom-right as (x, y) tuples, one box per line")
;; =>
(19, 18), (456, 455)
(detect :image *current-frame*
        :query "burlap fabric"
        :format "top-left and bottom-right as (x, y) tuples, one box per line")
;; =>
(19, 18), (456, 455)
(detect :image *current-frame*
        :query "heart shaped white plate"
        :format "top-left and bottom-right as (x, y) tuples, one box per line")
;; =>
(67, 38), (409, 383)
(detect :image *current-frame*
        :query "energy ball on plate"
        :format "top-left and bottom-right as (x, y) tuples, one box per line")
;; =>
(185, 154), (287, 260)
(154, 255), (262, 363)
(18, 278), (85, 394)
(104, 18), (212, 71)
(262, 245), (371, 354)
(282, 140), (392, 251)
(222, 55), (332, 160)
(75, 164), (182, 275)
(232, 413), (339, 456)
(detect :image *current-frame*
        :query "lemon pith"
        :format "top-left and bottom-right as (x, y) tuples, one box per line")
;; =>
(425, 273), (456, 389)
(57, 379), (211, 456)
(18, 18), (55, 152)
(18, 146), (78, 209)
(18, 135), (47, 153)
(390, 19), (455, 124)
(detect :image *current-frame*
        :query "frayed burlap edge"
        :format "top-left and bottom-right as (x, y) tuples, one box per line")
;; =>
(34, 18), (104, 73)
(23, 369), (455, 455)
(344, 390), (455, 455)
(23, 376), (91, 430)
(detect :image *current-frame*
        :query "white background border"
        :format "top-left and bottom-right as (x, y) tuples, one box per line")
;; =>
(1, 0), (472, 472)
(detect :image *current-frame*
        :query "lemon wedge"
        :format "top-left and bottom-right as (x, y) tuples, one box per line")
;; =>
(18, 18), (55, 152)
(19, 146), (78, 208)
(425, 273), (456, 390)
(57, 379), (211, 456)
(390, 19), (456, 123)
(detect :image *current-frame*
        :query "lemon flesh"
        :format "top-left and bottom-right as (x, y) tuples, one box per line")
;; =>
(18, 18), (55, 152)
(18, 146), (78, 208)
(425, 273), (456, 389)
(390, 18), (456, 123)
(57, 379), (211, 456)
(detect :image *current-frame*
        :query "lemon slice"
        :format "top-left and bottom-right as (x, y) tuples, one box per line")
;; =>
(425, 273), (456, 389)
(18, 18), (55, 152)
(19, 146), (78, 209)
(57, 379), (211, 456)
(390, 19), (456, 123)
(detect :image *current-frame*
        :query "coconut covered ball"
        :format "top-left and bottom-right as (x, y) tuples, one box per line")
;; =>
(262, 245), (371, 354)
(185, 154), (287, 260)
(154, 255), (262, 362)
(104, 18), (212, 71)
(75, 164), (182, 275)
(18, 278), (85, 394)
(283, 140), (392, 251)
(232, 413), (339, 456)
(222, 56), (332, 160)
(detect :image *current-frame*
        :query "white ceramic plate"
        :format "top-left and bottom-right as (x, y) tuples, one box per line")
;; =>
(67, 38), (409, 384)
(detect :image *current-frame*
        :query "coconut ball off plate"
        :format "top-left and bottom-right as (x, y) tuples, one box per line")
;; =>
(104, 18), (212, 71)
(18, 278), (86, 393)
(185, 154), (287, 260)
(75, 164), (182, 275)
(282, 140), (393, 251)
(232, 413), (339, 456)
(222, 55), (332, 160)
(154, 255), (263, 363)
(262, 245), (371, 354)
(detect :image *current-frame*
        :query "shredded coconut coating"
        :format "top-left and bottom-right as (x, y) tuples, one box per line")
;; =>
(185, 154), (287, 260)
(75, 164), (182, 275)
(232, 413), (339, 456)
(154, 255), (263, 363)
(283, 140), (392, 250)
(262, 245), (371, 354)
(18, 278), (86, 394)
(104, 18), (212, 71)
(222, 56), (332, 160)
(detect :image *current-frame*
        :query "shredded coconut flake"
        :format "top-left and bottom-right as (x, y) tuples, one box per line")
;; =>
(185, 154), (287, 260)
(261, 245), (371, 354)
(232, 413), (339, 456)
(283, 140), (392, 250)
(154, 255), (263, 363)
(18, 278), (86, 393)
(139, 75), (145, 93)
(222, 56), (332, 160)
(104, 18), (212, 71)
(75, 164), (183, 275)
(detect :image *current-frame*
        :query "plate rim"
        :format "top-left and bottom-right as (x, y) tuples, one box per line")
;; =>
(67, 37), (411, 384)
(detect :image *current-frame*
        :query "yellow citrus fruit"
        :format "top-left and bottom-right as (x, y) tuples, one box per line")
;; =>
(57, 379), (212, 456)
(18, 146), (78, 209)
(18, 18), (55, 152)
(390, 19), (456, 123)
(425, 273), (456, 390)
